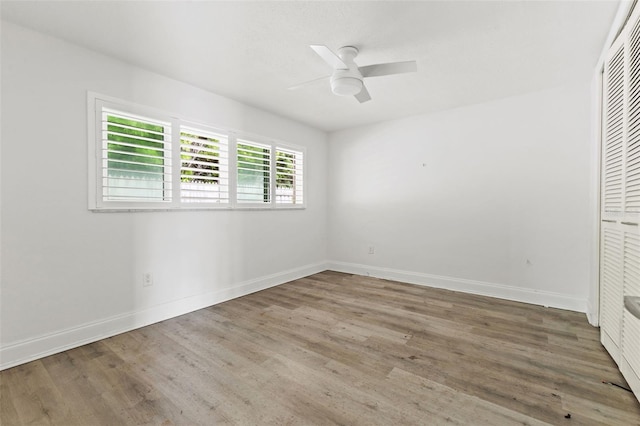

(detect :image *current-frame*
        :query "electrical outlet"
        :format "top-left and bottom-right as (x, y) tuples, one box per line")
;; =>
(142, 272), (153, 287)
(368, 246), (375, 255)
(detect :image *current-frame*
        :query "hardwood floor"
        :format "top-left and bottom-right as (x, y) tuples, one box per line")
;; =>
(1, 271), (639, 425)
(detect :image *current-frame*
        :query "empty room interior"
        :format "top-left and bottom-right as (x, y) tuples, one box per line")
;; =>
(2, 0), (640, 424)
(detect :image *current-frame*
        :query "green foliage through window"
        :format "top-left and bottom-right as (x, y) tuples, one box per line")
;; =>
(237, 141), (271, 203)
(275, 148), (303, 205)
(180, 129), (229, 203)
(103, 111), (169, 201)
(276, 151), (295, 188)
(180, 132), (221, 184)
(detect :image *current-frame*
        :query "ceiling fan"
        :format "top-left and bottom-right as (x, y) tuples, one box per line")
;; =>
(289, 45), (417, 103)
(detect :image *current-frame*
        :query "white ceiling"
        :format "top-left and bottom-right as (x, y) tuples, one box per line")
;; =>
(1, 1), (623, 132)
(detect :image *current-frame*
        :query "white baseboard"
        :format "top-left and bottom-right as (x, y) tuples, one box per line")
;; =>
(586, 298), (600, 326)
(0, 261), (327, 371)
(327, 261), (587, 313)
(1, 260), (590, 371)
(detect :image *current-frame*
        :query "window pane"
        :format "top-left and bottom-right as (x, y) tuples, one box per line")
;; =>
(180, 128), (229, 203)
(102, 110), (171, 202)
(237, 141), (271, 203)
(275, 148), (303, 205)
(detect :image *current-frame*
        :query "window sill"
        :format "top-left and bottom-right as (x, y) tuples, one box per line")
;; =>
(89, 205), (306, 213)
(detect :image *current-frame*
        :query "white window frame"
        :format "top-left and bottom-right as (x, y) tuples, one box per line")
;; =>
(88, 92), (306, 211)
(89, 96), (176, 210)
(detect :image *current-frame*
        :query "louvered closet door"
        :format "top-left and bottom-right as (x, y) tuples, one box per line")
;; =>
(628, 15), (640, 212)
(600, 5), (640, 402)
(601, 35), (626, 359)
(621, 12), (640, 395)
(600, 223), (624, 359)
(622, 230), (640, 381)
(603, 38), (625, 216)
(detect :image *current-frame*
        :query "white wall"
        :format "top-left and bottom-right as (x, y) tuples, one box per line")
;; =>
(0, 22), (327, 369)
(0, 19), (601, 370)
(328, 82), (593, 312)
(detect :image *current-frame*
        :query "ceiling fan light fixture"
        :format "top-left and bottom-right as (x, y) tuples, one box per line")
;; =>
(331, 77), (363, 96)
(293, 44), (417, 103)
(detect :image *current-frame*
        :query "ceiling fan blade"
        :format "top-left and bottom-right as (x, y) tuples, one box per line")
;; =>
(287, 75), (330, 91)
(355, 85), (371, 103)
(359, 61), (417, 78)
(310, 45), (348, 69)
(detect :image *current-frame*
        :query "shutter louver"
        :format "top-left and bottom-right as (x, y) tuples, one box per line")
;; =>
(275, 147), (304, 205)
(180, 127), (229, 203)
(102, 108), (172, 202)
(601, 226), (624, 346)
(237, 140), (271, 203)
(603, 45), (625, 213)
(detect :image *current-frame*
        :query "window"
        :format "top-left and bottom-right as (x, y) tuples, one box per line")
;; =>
(180, 128), (229, 204)
(89, 94), (305, 210)
(102, 108), (172, 203)
(275, 147), (304, 205)
(235, 141), (305, 206)
(237, 140), (271, 204)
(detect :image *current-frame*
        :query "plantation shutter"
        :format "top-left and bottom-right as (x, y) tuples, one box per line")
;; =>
(180, 127), (229, 203)
(101, 108), (172, 202)
(237, 140), (271, 204)
(275, 147), (304, 205)
(92, 96), (305, 210)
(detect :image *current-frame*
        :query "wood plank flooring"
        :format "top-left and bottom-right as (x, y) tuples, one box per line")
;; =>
(1, 271), (639, 425)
